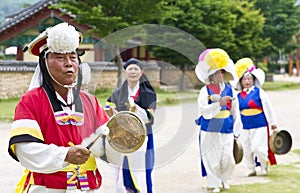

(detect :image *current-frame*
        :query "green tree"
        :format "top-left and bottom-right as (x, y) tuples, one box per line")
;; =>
(159, 0), (268, 60)
(147, 0), (239, 90)
(54, 0), (165, 86)
(252, 0), (300, 58)
(149, 1), (268, 74)
(230, 0), (270, 60)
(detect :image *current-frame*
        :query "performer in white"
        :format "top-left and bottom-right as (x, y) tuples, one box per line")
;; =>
(195, 48), (242, 193)
(234, 57), (277, 177)
(105, 58), (157, 193)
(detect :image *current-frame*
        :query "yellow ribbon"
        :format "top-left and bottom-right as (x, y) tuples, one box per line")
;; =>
(241, 109), (263, 116)
(15, 169), (33, 193)
(214, 110), (230, 118)
(56, 115), (83, 123)
(64, 142), (96, 187)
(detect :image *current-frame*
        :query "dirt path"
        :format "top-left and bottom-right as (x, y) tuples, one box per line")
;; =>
(1, 86), (300, 192)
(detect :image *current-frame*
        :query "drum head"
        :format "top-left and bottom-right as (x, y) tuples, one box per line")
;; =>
(269, 130), (292, 155)
(107, 111), (146, 153)
(233, 138), (243, 164)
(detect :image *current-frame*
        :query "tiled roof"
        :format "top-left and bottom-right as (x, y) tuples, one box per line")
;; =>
(0, 0), (56, 33)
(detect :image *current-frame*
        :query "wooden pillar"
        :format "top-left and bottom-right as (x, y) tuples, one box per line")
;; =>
(263, 56), (268, 65)
(289, 53), (293, 76)
(137, 46), (140, 59)
(146, 50), (150, 61)
(296, 59), (300, 76)
(94, 45), (103, 61)
(296, 34), (300, 76)
(16, 45), (23, 61)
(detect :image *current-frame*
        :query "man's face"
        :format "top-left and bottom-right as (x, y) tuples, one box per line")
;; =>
(46, 52), (79, 86)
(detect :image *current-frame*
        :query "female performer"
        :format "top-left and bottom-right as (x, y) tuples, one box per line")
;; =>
(195, 48), (242, 193)
(105, 58), (156, 193)
(235, 57), (277, 176)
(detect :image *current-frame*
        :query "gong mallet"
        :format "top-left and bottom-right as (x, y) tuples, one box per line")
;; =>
(86, 126), (110, 149)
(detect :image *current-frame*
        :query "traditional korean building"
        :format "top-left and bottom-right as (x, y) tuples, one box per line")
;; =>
(0, 0), (199, 99)
(0, 0), (152, 63)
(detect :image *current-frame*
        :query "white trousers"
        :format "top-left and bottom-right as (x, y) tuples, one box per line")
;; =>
(106, 137), (148, 193)
(240, 126), (268, 170)
(200, 131), (235, 189)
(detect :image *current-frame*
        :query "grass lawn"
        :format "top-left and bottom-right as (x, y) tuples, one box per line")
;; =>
(229, 149), (300, 193)
(0, 98), (19, 121)
(1, 81), (300, 121)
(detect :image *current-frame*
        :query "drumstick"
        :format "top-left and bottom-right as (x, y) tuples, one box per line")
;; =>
(86, 126), (110, 149)
(86, 134), (103, 149)
(128, 97), (136, 112)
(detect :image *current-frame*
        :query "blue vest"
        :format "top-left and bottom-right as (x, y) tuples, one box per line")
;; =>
(238, 87), (268, 129)
(197, 84), (234, 133)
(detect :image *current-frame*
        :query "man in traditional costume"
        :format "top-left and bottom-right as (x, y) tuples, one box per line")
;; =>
(195, 48), (242, 193)
(8, 22), (109, 192)
(105, 58), (156, 193)
(235, 57), (277, 177)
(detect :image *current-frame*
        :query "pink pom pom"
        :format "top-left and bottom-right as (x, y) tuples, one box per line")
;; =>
(198, 49), (211, 62)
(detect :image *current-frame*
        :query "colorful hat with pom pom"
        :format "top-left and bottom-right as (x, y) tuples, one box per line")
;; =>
(235, 57), (265, 90)
(195, 48), (236, 83)
(26, 23), (82, 91)
(23, 22), (82, 56)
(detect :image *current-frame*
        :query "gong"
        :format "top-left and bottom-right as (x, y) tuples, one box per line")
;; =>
(106, 111), (146, 154)
(269, 130), (292, 155)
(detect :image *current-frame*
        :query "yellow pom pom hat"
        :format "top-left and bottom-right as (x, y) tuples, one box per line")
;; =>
(195, 48), (236, 83)
(235, 57), (265, 90)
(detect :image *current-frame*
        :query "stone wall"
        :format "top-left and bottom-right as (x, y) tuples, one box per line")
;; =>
(0, 61), (36, 99)
(0, 61), (201, 99)
(0, 71), (33, 99)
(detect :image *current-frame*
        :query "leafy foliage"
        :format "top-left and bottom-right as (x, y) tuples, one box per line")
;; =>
(55, 0), (165, 37)
(54, 0), (166, 86)
(252, 0), (300, 56)
(151, 0), (268, 63)
(230, 0), (270, 59)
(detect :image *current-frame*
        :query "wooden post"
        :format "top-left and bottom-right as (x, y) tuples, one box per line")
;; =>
(296, 34), (300, 76)
(16, 45), (23, 61)
(263, 56), (268, 65)
(289, 53), (293, 76)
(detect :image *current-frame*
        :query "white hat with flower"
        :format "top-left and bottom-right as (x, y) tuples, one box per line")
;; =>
(23, 22), (82, 56)
(235, 57), (265, 90)
(24, 22), (82, 90)
(195, 48), (237, 84)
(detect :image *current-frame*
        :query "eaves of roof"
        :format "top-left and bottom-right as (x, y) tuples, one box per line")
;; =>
(0, 0), (56, 33)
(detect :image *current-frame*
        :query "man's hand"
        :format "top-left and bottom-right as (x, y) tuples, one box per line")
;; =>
(65, 145), (91, 165)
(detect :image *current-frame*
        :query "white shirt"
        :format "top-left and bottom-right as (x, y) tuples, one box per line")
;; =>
(197, 83), (243, 136)
(127, 82), (150, 124)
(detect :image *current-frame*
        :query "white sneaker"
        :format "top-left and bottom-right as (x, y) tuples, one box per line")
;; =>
(245, 169), (257, 177)
(212, 188), (221, 193)
(261, 166), (268, 175)
(222, 182), (230, 190)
